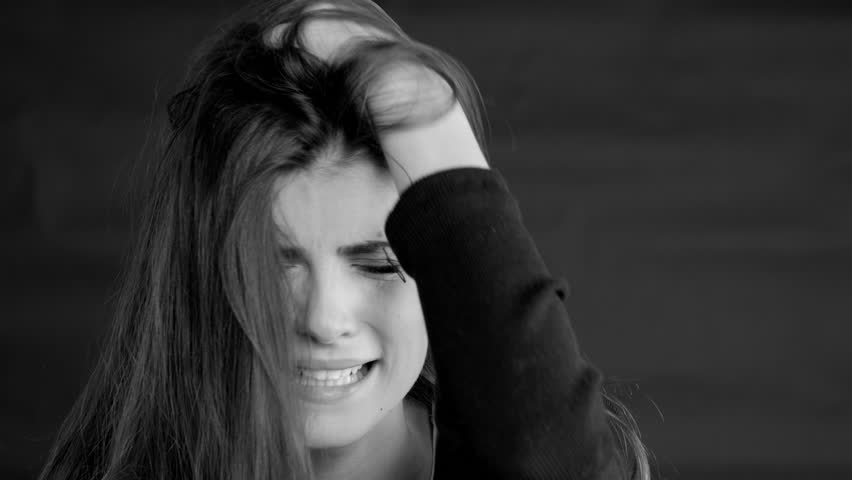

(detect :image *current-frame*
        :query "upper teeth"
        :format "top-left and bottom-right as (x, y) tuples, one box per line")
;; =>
(299, 364), (364, 380)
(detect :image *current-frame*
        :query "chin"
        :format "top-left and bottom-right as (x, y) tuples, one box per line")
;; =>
(304, 408), (386, 449)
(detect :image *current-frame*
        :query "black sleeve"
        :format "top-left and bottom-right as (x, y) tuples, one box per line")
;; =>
(385, 167), (625, 479)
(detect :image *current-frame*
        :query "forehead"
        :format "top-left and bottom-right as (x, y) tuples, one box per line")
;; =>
(272, 159), (398, 250)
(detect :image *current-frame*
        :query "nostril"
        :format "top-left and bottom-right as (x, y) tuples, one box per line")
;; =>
(310, 334), (336, 345)
(307, 327), (352, 345)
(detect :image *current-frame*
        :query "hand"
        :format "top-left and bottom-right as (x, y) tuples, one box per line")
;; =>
(264, 2), (391, 64)
(263, 3), (452, 127)
(262, 2), (486, 194)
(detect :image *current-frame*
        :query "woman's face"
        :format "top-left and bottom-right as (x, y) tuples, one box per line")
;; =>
(272, 155), (428, 448)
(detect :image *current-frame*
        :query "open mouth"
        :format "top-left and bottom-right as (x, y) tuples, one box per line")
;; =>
(296, 360), (378, 388)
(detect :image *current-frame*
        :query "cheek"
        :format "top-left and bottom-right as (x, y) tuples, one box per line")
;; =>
(373, 281), (428, 359)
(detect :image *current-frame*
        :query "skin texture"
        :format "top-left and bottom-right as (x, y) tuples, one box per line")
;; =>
(272, 148), (432, 480)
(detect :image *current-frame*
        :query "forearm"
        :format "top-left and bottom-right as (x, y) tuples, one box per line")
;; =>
(385, 168), (622, 478)
(372, 68), (489, 194)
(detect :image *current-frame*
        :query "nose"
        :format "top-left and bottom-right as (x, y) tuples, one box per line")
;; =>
(297, 271), (359, 345)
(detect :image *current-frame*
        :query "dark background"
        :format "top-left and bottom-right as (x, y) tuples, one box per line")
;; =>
(2, 1), (851, 479)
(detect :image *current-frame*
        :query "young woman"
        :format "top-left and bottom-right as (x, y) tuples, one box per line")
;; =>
(39, 0), (650, 478)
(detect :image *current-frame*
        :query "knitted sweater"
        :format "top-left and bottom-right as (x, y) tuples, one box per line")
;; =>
(387, 167), (626, 479)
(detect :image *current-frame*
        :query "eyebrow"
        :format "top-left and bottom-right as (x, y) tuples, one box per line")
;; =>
(279, 240), (393, 258)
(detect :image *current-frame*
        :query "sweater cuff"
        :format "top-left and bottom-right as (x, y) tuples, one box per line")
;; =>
(384, 166), (521, 276)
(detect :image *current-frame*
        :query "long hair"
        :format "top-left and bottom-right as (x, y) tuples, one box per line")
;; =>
(38, 1), (651, 479)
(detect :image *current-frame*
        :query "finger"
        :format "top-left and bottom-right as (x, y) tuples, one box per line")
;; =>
(261, 1), (338, 50)
(263, 18), (387, 59)
(264, 22), (290, 48)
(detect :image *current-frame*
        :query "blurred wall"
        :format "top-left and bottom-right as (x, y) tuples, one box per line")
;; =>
(2, 1), (851, 479)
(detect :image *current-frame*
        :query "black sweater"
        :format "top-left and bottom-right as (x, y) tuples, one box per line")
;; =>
(385, 167), (625, 479)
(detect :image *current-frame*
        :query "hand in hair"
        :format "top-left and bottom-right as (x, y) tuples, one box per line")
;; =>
(265, 2), (452, 129)
(266, 1), (487, 193)
(264, 2), (389, 64)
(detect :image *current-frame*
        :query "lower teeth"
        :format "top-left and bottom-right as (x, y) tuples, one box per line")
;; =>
(297, 363), (371, 387)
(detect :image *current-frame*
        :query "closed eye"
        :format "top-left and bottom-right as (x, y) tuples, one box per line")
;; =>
(358, 264), (401, 275)
(357, 261), (406, 282)
(279, 262), (401, 274)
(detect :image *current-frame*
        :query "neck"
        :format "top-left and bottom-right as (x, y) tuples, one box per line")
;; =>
(310, 398), (431, 480)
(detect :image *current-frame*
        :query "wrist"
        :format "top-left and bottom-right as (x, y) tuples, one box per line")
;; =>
(379, 100), (489, 194)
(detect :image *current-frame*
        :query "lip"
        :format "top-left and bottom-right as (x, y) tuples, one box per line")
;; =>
(295, 360), (380, 405)
(297, 358), (378, 370)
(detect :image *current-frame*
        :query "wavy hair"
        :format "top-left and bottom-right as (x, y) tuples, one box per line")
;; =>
(38, 1), (651, 478)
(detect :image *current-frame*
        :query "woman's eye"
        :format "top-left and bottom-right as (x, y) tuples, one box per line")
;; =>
(357, 262), (406, 282)
(358, 264), (400, 275)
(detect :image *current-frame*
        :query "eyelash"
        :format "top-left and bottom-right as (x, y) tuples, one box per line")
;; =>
(281, 260), (406, 282)
(359, 261), (407, 282)
(360, 263), (399, 275)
